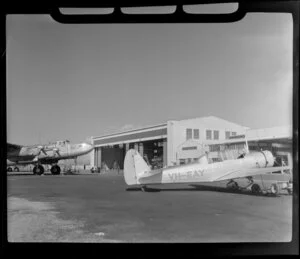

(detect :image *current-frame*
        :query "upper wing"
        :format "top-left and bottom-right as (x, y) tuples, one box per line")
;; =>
(212, 166), (292, 182)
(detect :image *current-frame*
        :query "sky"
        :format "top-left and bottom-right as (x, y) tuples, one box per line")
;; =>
(6, 12), (293, 146)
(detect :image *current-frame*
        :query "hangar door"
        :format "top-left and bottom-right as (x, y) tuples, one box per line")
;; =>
(101, 146), (125, 170)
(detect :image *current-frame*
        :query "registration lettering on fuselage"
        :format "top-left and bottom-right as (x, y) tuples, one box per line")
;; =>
(168, 169), (204, 182)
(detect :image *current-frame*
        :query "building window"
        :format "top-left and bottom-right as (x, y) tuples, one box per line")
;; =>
(213, 130), (219, 140)
(209, 145), (220, 152)
(179, 159), (186, 165)
(193, 129), (199, 139)
(186, 128), (192, 140)
(206, 130), (212, 140)
(225, 131), (230, 139)
(231, 132), (237, 136)
(182, 146), (197, 151)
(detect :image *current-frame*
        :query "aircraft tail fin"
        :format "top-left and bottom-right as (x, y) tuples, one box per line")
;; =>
(124, 149), (151, 185)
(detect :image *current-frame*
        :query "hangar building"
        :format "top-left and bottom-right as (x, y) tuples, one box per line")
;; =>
(90, 116), (249, 169)
(208, 125), (293, 167)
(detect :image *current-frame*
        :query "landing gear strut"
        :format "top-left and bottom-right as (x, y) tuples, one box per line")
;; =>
(270, 183), (279, 195)
(33, 165), (44, 175)
(50, 165), (61, 175)
(141, 185), (148, 192)
(251, 184), (261, 194)
(226, 180), (239, 191)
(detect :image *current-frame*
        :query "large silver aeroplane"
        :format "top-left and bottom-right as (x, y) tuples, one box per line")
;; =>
(124, 149), (292, 195)
(7, 140), (94, 175)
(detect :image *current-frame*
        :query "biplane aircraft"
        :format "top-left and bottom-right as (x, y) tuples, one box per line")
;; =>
(7, 140), (94, 175)
(124, 148), (292, 195)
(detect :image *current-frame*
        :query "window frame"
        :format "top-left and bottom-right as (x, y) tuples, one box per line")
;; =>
(186, 128), (192, 140)
(225, 131), (230, 139)
(193, 129), (199, 139)
(206, 129), (212, 140)
(213, 130), (219, 140)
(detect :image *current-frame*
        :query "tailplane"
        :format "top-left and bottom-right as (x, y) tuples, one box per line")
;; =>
(124, 149), (151, 185)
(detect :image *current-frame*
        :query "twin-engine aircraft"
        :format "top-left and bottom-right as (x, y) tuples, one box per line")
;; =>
(7, 140), (94, 175)
(124, 149), (292, 194)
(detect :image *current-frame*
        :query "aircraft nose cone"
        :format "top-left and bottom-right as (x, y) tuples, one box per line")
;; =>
(83, 142), (94, 152)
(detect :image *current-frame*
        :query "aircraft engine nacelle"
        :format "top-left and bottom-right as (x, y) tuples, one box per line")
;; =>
(245, 150), (275, 168)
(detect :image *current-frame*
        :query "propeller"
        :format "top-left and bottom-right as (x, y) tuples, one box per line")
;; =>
(36, 145), (48, 156)
(52, 148), (61, 157)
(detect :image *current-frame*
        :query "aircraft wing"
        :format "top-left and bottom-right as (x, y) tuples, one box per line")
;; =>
(212, 166), (292, 182)
(7, 160), (38, 166)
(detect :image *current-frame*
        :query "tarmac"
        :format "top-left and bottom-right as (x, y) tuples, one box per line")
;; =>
(6, 170), (293, 243)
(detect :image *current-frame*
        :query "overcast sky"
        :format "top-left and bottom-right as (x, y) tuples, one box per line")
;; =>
(6, 12), (292, 145)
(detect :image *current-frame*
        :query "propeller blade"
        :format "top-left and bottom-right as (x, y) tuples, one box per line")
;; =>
(37, 145), (48, 156)
(53, 148), (61, 157)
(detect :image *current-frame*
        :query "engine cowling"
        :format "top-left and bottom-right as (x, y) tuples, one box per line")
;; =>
(245, 150), (275, 168)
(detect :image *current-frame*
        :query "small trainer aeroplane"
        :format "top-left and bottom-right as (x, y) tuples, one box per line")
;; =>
(123, 149), (292, 194)
(7, 140), (94, 175)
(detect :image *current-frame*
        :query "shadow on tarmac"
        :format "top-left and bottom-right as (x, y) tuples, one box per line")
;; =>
(126, 184), (288, 197)
(7, 173), (35, 176)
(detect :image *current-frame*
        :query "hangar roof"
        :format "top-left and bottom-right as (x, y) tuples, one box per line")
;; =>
(92, 123), (167, 147)
(211, 125), (293, 145)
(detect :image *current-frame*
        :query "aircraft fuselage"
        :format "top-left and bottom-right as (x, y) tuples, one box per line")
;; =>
(136, 151), (275, 185)
(7, 141), (94, 166)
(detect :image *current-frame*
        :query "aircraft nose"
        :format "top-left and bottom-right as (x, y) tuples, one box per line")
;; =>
(83, 142), (94, 152)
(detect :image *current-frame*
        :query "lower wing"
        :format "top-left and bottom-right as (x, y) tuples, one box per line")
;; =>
(213, 166), (292, 182)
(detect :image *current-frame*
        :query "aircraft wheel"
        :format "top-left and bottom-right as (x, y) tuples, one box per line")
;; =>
(14, 167), (19, 172)
(270, 183), (279, 195)
(227, 181), (239, 191)
(251, 184), (261, 194)
(33, 165), (44, 175)
(7, 167), (12, 172)
(51, 165), (61, 175)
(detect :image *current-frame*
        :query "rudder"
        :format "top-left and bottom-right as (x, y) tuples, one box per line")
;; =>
(124, 149), (151, 185)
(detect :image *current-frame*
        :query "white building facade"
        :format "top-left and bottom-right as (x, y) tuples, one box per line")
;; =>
(90, 116), (249, 169)
(166, 116), (249, 165)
